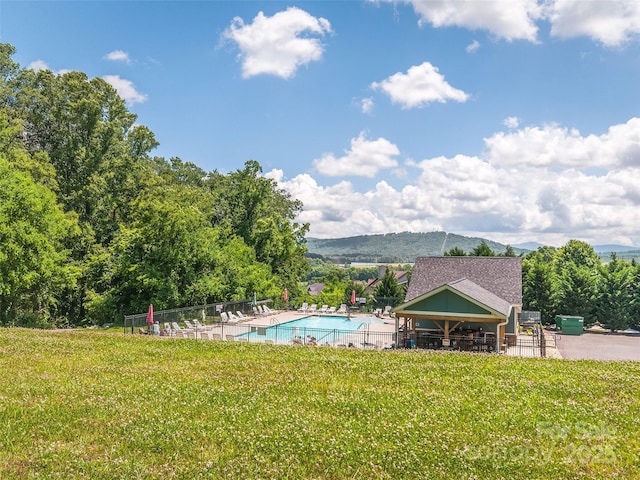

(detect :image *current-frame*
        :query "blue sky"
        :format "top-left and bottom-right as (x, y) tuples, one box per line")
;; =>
(3, 1), (640, 247)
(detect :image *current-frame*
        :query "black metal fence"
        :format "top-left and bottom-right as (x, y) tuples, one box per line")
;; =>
(123, 299), (273, 334)
(138, 321), (396, 350)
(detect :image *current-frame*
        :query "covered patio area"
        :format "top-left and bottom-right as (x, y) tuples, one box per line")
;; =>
(393, 277), (519, 353)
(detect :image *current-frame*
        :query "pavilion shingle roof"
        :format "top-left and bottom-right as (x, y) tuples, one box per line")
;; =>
(446, 278), (512, 317)
(406, 257), (522, 305)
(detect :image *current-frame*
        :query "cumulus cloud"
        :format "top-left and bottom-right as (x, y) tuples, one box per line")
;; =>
(371, 62), (469, 108)
(484, 118), (640, 169)
(104, 50), (131, 64)
(313, 132), (400, 177)
(377, 1), (640, 47)
(102, 75), (148, 105)
(28, 60), (50, 72)
(222, 7), (332, 79)
(381, 0), (542, 42)
(466, 40), (480, 53)
(361, 97), (374, 114)
(546, 0), (640, 46)
(503, 116), (520, 128)
(274, 117), (640, 246)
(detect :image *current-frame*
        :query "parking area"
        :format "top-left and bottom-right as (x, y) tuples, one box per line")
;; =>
(556, 332), (640, 361)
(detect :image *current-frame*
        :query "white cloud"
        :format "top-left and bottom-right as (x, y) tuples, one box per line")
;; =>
(274, 117), (640, 246)
(104, 50), (131, 64)
(383, 0), (543, 42)
(313, 132), (400, 177)
(102, 75), (148, 105)
(28, 60), (50, 72)
(547, 0), (640, 46)
(466, 39), (480, 53)
(484, 118), (640, 169)
(371, 62), (469, 108)
(361, 97), (374, 114)
(222, 7), (332, 79)
(503, 116), (520, 128)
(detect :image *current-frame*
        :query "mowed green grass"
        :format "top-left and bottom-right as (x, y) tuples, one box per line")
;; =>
(0, 329), (638, 479)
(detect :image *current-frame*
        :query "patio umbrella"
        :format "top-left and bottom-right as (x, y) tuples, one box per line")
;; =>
(146, 304), (154, 325)
(283, 288), (288, 303)
(350, 290), (356, 305)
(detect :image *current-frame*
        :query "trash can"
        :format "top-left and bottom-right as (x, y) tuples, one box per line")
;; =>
(555, 315), (584, 335)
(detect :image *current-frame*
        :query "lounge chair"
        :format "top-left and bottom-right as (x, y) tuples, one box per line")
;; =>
(252, 306), (263, 316)
(220, 312), (229, 323)
(336, 304), (347, 314)
(193, 319), (211, 330)
(298, 302), (309, 312)
(319, 305), (328, 314)
(383, 306), (392, 316)
(227, 312), (240, 323)
(326, 306), (336, 314)
(308, 304), (317, 314)
(172, 322), (185, 333)
(236, 311), (248, 320)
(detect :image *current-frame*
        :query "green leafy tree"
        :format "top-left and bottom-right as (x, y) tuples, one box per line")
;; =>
(374, 269), (404, 307)
(554, 240), (600, 324)
(522, 250), (558, 324)
(445, 247), (466, 256)
(470, 240), (496, 256)
(594, 255), (633, 331)
(0, 158), (80, 326)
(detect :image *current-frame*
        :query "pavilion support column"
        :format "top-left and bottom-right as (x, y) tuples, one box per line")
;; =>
(444, 319), (449, 340)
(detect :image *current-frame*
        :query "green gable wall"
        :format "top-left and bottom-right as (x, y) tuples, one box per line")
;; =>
(413, 290), (491, 315)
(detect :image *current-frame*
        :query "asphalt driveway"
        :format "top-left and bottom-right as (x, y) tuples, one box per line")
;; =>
(555, 331), (640, 361)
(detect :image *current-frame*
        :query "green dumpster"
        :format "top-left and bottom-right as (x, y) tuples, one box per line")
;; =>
(555, 315), (584, 335)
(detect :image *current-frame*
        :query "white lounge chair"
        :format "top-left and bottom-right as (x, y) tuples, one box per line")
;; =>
(172, 322), (185, 333)
(236, 311), (248, 320)
(336, 304), (347, 314)
(193, 319), (211, 330)
(298, 302), (309, 312)
(383, 306), (392, 316)
(319, 305), (328, 314)
(227, 312), (240, 323)
(184, 320), (195, 329)
(307, 304), (317, 314)
(220, 312), (229, 323)
(252, 306), (263, 316)
(326, 306), (336, 314)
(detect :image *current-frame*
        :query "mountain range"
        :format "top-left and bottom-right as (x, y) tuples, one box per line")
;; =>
(306, 232), (640, 264)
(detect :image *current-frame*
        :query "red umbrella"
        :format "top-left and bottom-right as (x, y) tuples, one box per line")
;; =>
(146, 304), (154, 325)
(350, 290), (356, 305)
(283, 288), (289, 303)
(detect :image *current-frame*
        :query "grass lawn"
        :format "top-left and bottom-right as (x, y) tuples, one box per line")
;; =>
(0, 328), (638, 479)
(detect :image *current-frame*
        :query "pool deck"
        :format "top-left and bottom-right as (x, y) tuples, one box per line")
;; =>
(244, 310), (397, 334)
(176, 310), (398, 348)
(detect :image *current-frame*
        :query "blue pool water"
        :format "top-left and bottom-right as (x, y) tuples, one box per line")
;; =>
(238, 315), (384, 343)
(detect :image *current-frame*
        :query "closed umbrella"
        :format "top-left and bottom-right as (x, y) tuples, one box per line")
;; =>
(146, 304), (154, 325)
(283, 288), (288, 303)
(350, 290), (356, 305)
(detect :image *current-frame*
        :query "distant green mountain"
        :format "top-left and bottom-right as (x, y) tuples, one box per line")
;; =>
(306, 231), (521, 263)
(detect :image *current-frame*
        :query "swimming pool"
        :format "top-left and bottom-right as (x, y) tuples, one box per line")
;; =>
(238, 315), (383, 344)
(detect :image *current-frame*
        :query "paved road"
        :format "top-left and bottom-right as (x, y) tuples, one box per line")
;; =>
(556, 332), (640, 361)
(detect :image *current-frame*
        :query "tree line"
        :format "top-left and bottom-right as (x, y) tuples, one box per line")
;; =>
(0, 44), (309, 327)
